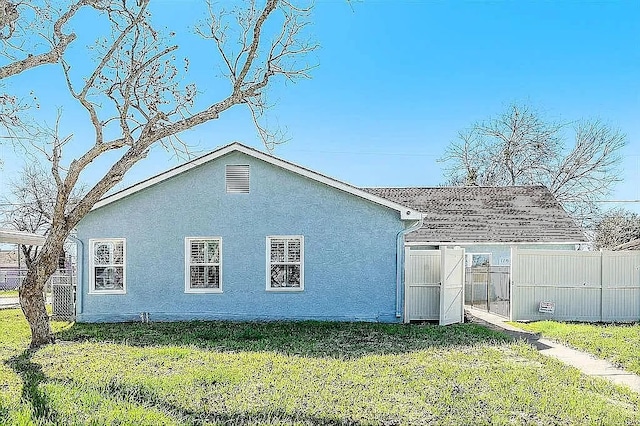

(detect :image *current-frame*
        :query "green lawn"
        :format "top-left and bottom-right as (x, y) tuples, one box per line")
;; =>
(516, 321), (640, 375)
(1, 310), (639, 425)
(0, 290), (18, 298)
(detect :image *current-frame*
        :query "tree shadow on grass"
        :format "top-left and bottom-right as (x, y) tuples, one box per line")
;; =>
(96, 376), (365, 426)
(56, 320), (511, 358)
(6, 349), (59, 425)
(0, 404), (9, 425)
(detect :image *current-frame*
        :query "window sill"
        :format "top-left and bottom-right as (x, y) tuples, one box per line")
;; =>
(185, 289), (223, 294)
(89, 290), (126, 295)
(266, 287), (304, 292)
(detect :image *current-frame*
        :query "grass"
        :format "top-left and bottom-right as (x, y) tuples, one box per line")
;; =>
(516, 321), (640, 375)
(0, 311), (639, 425)
(0, 290), (18, 298)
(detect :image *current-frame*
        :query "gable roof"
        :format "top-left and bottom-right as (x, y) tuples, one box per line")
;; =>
(364, 186), (587, 244)
(92, 143), (422, 220)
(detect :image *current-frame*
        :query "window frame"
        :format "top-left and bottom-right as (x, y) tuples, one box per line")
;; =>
(88, 238), (127, 295)
(184, 237), (223, 294)
(266, 235), (304, 292)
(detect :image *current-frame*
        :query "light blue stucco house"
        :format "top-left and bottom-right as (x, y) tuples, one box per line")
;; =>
(75, 143), (423, 323)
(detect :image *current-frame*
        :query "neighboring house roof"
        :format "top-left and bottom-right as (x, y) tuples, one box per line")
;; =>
(613, 238), (640, 251)
(0, 229), (47, 246)
(93, 142), (421, 220)
(364, 186), (587, 244)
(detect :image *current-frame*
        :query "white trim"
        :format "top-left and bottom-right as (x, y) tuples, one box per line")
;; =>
(266, 235), (304, 292)
(404, 241), (584, 246)
(184, 237), (223, 294)
(88, 238), (126, 295)
(91, 143), (422, 220)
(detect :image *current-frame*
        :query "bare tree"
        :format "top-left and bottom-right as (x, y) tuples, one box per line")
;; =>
(0, 0), (82, 74)
(593, 209), (640, 250)
(1, 161), (86, 267)
(440, 104), (626, 226)
(546, 121), (627, 224)
(0, 0), (90, 141)
(1, 0), (317, 347)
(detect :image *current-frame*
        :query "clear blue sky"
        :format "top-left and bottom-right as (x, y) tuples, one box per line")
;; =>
(1, 0), (639, 212)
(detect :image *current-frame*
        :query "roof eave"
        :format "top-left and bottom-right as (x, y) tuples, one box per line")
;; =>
(91, 143), (422, 220)
(0, 229), (47, 246)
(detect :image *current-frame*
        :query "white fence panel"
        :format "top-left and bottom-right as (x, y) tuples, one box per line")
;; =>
(602, 251), (640, 322)
(404, 249), (440, 322)
(512, 249), (640, 322)
(513, 250), (601, 288)
(511, 285), (601, 322)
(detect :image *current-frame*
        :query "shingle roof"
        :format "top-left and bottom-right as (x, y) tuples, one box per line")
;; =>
(363, 186), (587, 244)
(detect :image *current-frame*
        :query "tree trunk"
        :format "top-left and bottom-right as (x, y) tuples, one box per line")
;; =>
(19, 226), (68, 348)
(19, 272), (55, 347)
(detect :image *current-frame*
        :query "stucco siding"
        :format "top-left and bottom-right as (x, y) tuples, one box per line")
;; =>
(76, 151), (405, 323)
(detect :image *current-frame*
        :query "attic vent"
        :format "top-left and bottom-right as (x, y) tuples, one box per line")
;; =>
(226, 165), (250, 193)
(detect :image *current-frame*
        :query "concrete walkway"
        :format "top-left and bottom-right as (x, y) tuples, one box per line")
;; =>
(0, 296), (53, 310)
(0, 296), (20, 309)
(466, 307), (640, 393)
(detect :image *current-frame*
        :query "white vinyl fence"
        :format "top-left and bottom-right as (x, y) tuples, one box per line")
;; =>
(511, 249), (640, 322)
(404, 249), (440, 321)
(404, 247), (465, 324)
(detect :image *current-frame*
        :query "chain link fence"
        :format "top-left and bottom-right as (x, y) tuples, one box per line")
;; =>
(0, 268), (27, 290)
(0, 267), (76, 320)
(464, 266), (510, 318)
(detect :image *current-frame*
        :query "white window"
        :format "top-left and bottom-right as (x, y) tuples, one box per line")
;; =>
(226, 165), (250, 193)
(89, 239), (126, 294)
(266, 236), (304, 291)
(185, 238), (222, 293)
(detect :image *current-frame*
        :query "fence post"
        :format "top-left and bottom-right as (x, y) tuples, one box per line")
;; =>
(510, 246), (516, 321)
(486, 266), (490, 312)
(600, 250), (604, 322)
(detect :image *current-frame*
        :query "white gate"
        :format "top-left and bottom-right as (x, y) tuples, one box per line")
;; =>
(404, 247), (465, 324)
(439, 247), (465, 325)
(404, 249), (440, 321)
